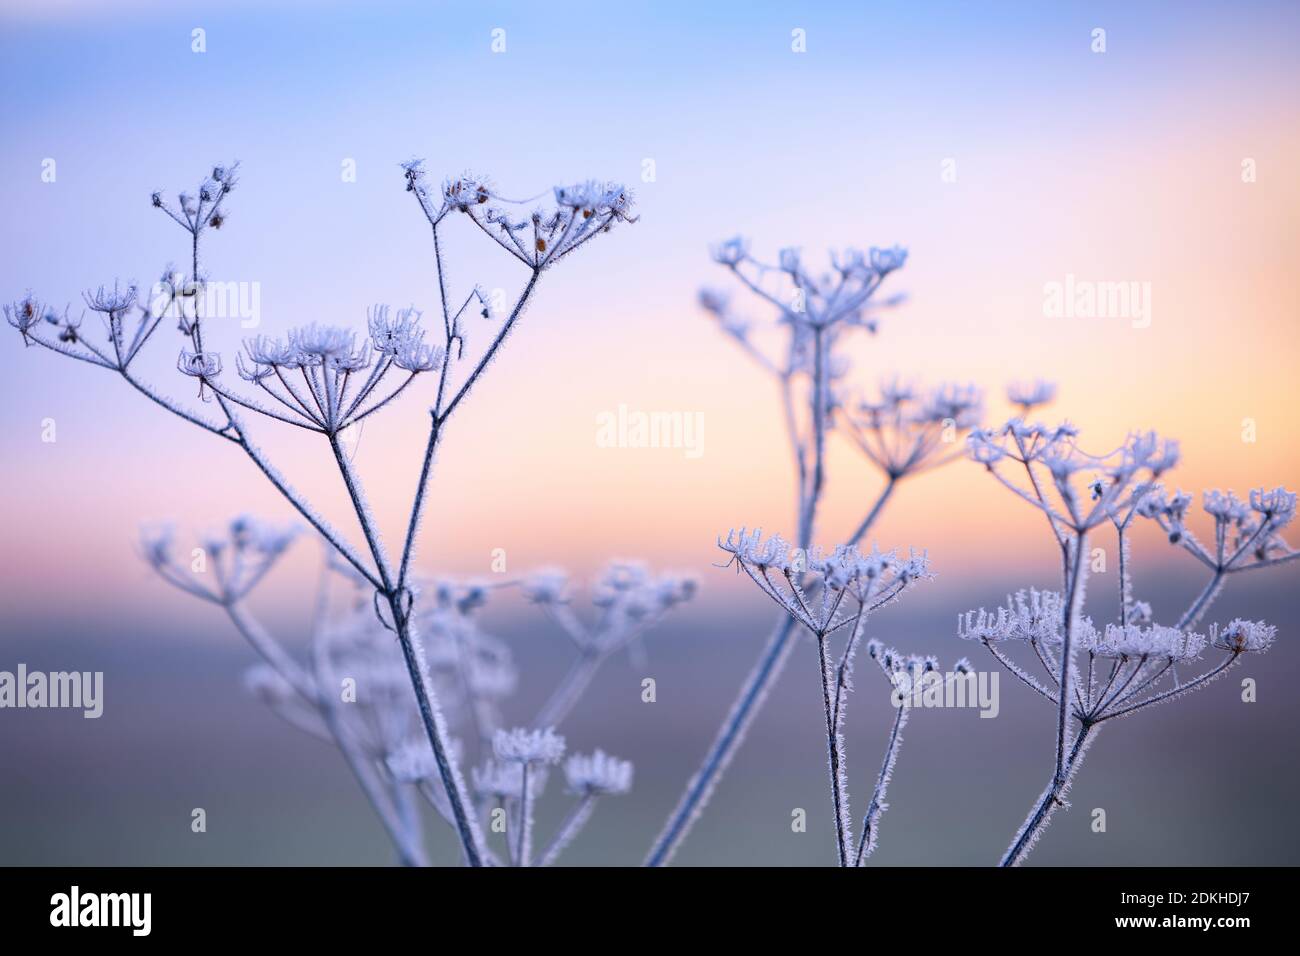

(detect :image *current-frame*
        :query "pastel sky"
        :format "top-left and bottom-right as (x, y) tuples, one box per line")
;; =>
(1, 0), (1297, 625)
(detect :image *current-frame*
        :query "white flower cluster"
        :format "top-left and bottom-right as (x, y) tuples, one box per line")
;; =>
(564, 749), (634, 796)
(1138, 485), (1298, 570)
(1006, 379), (1057, 412)
(493, 727), (566, 765)
(845, 379), (984, 479)
(958, 589), (1068, 645)
(139, 516), (298, 603)
(1081, 623), (1206, 661)
(720, 528), (930, 635)
(401, 163), (636, 271)
(1211, 618), (1276, 654)
(471, 760), (533, 801)
(706, 238), (907, 331)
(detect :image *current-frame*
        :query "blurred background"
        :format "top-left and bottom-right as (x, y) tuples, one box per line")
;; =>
(1, 0), (1297, 865)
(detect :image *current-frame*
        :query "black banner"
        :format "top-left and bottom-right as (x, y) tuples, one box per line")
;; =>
(0, 866), (1285, 941)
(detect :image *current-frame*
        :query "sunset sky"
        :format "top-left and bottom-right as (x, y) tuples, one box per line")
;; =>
(2, 0), (1297, 626)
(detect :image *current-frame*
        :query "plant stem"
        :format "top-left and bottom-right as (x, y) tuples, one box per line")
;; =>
(389, 596), (488, 866)
(1000, 723), (1097, 867)
(644, 614), (798, 866)
(327, 433), (486, 866)
(1055, 533), (1088, 783)
(647, 323), (833, 867)
(515, 764), (533, 866)
(1177, 570), (1224, 630)
(847, 476), (897, 547)
(854, 702), (908, 866)
(535, 649), (602, 728)
(537, 794), (597, 867)
(817, 634), (852, 866)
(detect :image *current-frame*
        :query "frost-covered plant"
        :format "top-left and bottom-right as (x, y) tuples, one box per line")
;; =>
(966, 400), (1297, 865)
(522, 564), (696, 726)
(717, 528), (942, 865)
(5, 161), (644, 867)
(143, 512), (680, 865)
(648, 240), (981, 865)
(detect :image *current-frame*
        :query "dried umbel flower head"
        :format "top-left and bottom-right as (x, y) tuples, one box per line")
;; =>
(970, 422), (1179, 533)
(223, 312), (445, 433)
(178, 349), (222, 377)
(526, 560), (697, 728)
(1006, 379), (1057, 413)
(564, 750), (634, 796)
(842, 379), (984, 483)
(719, 528), (930, 636)
(1210, 619), (1276, 654)
(1138, 484), (1299, 582)
(3, 294), (45, 344)
(590, 562), (698, 620)
(402, 162), (637, 271)
(493, 727), (566, 765)
(141, 515), (299, 604)
(708, 237), (906, 331)
(83, 282), (139, 316)
(958, 588), (1069, 645)
(1251, 487), (1297, 529)
(521, 568), (571, 605)
(227, 514), (299, 557)
(386, 740), (439, 784)
(151, 161), (239, 236)
(471, 759), (529, 801)
(1082, 623), (1207, 661)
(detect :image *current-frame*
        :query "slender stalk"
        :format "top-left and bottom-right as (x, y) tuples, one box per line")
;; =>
(644, 615), (798, 866)
(648, 321), (834, 867)
(1098, 654), (1238, 723)
(309, 616), (429, 867)
(816, 634), (852, 866)
(396, 273), (539, 589)
(326, 432), (486, 866)
(1000, 723), (1097, 867)
(389, 598), (488, 866)
(847, 476), (896, 547)
(1177, 570), (1224, 630)
(537, 794), (597, 867)
(224, 602), (316, 702)
(1054, 533), (1088, 783)
(535, 649), (602, 728)
(1116, 523), (1131, 626)
(515, 764), (534, 866)
(854, 702), (908, 866)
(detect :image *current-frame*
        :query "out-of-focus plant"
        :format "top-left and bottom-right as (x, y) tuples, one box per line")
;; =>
(142, 519), (690, 865)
